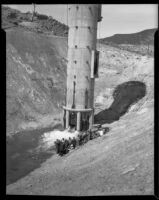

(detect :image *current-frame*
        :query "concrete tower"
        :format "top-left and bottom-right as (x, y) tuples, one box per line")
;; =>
(63, 4), (102, 131)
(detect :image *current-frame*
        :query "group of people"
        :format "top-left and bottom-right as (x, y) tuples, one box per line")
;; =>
(54, 127), (109, 156)
(54, 137), (77, 156)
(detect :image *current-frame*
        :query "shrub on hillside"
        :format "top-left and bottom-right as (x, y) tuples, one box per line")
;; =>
(7, 12), (17, 19)
(36, 13), (48, 20)
(13, 21), (18, 25)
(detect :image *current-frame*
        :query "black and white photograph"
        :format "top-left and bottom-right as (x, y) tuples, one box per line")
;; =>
(3, 3), (158, 196)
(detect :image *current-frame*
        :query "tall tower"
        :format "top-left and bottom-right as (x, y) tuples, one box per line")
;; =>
(63, 4), (102, 131)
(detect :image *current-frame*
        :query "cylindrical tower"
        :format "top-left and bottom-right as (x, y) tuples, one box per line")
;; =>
(63, 4), (102, 131)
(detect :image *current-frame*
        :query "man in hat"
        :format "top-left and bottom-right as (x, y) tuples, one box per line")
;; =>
(78, 133), (82, 146)
(72, 137), (76, 149)
(98, 128), (104, 136)
(58, 139), (62, 156)
(76, 135), (80, 147)
(82, 132), (87, 144)
(64, 138), (70, 154)
(54, 139), (60, 154)
(85, 131), (90, 142)
(89, 130), (93, 140)
(59, 138), (65, 156)
(103, 127), (110, 135)
(68, 137), (72, 149)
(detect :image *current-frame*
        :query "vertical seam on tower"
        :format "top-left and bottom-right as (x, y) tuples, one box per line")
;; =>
(66, 4), (68, 106)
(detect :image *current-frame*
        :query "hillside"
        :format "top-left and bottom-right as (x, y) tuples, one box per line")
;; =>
(7, 86), (154, 195)
(6, 39), (154, 195)
(2, 6), (68, 36)
(100, 28), (156, 45)
(5, 26), (154, 136)
(6, 28), (67, 135)
(94, 43), (154, 123)
(3, 6), (155, 135)
(99, 28), (156, 56)
(2, 5), (69, 135)
(7, 112), (153, 195)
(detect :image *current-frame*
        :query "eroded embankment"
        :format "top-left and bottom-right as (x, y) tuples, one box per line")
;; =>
(6, 27), (67, 136)
(94, 81), (146, 124)
(6, 31), (154, 195)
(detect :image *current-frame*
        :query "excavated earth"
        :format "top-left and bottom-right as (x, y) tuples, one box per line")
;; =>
(6, 27), (67, 136)
(6, 27), (154, 195)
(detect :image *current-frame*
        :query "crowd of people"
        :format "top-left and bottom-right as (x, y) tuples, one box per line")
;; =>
(54, 127), (109, 156)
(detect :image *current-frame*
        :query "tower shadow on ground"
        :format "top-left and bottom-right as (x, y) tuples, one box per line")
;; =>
(94, 81), (146, 125)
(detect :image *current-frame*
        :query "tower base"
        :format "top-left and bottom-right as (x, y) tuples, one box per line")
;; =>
(63, 106), (94, 131)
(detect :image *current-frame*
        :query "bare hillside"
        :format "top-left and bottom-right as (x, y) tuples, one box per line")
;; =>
(99, 29), (156, 56)
(2, 6), (68, 36)
(94, 43), (154, 123)
(4, 5), (154, 136)
(100, 28), (156, 45)
(6, 38), (154, 195)
(6, 28), (67, 135)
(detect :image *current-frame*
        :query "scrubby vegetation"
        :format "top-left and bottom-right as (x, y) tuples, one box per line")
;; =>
(99, 29), (156, 56)
(2, 6), (68, 36)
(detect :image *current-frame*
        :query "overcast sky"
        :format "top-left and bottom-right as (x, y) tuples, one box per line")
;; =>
(4, 4), (158, 38)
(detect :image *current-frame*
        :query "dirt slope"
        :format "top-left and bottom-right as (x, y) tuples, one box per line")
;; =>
(4, 5), (155, 136)
(100, 28), (156, 45)
(6, 105), (153, 195)
(2, 6), (68, 36)
(6, 27), (67, 135)
(99, 29), (156, 56)
(4, 6), (154, 195)
(6, 41), (154, 195)
(94, 43), (154, 116)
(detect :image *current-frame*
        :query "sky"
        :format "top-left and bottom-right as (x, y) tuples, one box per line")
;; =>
(4, 4), (158, 38)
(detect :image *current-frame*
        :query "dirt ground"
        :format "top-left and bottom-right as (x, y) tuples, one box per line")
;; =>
(6, 39), (154, 196)
(6, 103), (154, 195)
(5, 21), (155, 195)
